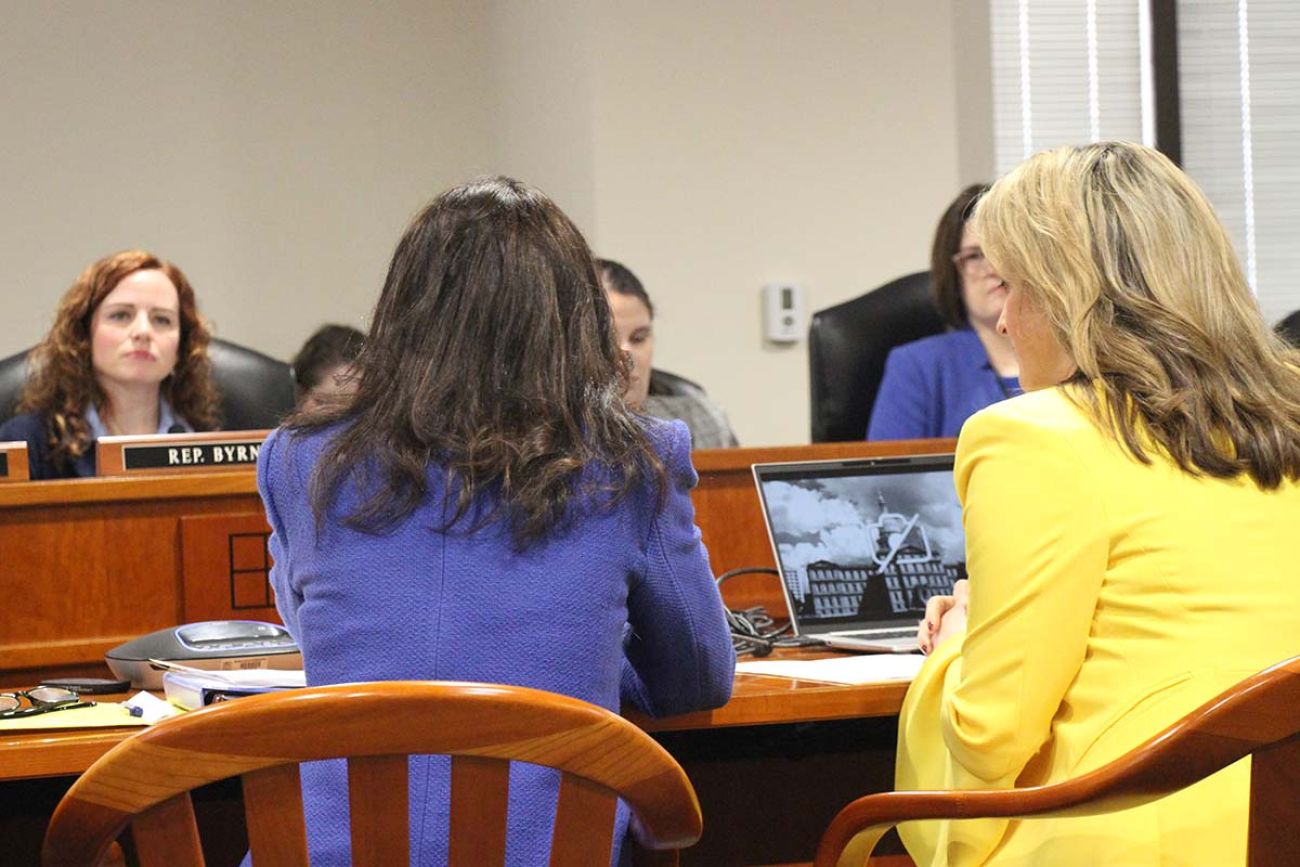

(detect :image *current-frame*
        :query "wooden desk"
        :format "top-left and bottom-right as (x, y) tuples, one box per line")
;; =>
(0, 649), (908, 782)
(0, 439), (952, 684)
(0, 653), (911, 866)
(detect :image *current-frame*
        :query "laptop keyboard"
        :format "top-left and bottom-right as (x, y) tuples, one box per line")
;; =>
(835, 628), (917, 640)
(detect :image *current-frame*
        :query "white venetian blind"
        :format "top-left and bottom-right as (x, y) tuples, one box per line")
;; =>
(991, 0), (1146, 176)
(1179, 0), (1300, 323)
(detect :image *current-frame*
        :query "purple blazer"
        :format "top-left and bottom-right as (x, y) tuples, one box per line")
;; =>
(256, 417), (735, 866)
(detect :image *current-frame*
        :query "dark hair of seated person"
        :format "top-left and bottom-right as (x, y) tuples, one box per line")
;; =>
(290, 324), (364, 403)
(17, 250), (219, 469)
(595, 258), (654, 316)
(290, 176), (666, 548)
(931, 182), (992, 328)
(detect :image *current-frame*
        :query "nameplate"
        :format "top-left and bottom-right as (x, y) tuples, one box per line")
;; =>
(0, 441), (30, 483)
(96, 431), (272, 477)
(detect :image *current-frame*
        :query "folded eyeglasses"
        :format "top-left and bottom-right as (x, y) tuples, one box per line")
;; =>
(0, 686), (96, 719)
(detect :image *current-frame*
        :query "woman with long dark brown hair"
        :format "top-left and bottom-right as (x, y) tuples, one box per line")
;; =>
(256, 176), (735, 865)
(0, 250), (218, 478)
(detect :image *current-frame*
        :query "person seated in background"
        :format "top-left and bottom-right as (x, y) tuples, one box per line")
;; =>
(289, 323), (363, 411)
(0, 250), (218, 479)
(903, 142), (1300, 865)
(597, 258), (739, 448)
(867, 184), (1020, 440)
(256, 177), (735, 866)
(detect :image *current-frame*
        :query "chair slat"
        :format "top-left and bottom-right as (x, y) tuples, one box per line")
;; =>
(549, 772), (617, 867)
(1247, 734), (1300, 866)
(348, 754), (410, 867)
(243, 763), (310, 867)
(132, 794), (204, 867)
(448, 755), (510, 867)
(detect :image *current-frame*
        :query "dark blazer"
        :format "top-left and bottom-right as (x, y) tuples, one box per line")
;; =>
(0, 412), (94, 479)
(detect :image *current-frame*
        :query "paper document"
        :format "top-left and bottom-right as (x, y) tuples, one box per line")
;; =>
(736, 653), (926, 685)
(150, 659), (306, 688)
(0, 702), (151, 732)
(156, 659), (306, 710)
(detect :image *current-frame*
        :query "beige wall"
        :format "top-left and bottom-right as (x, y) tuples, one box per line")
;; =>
(1, 1), (495, 363)
(1, 1), (982, 446)
(587, 1), (962, 444)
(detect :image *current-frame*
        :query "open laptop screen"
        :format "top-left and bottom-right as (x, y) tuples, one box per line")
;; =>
(754, 455), (965, 632)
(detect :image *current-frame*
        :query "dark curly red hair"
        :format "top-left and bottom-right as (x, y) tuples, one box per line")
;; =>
(18, 250), (220, 467)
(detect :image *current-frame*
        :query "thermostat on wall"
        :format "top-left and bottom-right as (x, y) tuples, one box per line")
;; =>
(762, 283), (804, 344)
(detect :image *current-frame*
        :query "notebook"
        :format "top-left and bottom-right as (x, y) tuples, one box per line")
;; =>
(753, 453), (964, 652)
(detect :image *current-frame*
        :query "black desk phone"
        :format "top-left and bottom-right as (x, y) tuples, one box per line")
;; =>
(105, 620), (301, 689)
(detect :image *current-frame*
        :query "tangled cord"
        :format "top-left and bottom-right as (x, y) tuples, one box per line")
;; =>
(715, 566), (822, 657)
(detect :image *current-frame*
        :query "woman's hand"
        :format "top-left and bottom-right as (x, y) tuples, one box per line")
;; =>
(917, 579), (969, 654)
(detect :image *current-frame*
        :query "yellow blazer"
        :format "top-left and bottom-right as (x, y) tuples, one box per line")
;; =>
(896, 386), (1300, 866)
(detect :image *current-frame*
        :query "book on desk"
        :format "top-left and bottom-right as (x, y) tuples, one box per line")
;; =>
(156, 661), (306, 710)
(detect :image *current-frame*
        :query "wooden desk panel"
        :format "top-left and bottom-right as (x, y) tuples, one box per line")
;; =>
(0, 476), (270, 683)
(0, 438), (954, 681)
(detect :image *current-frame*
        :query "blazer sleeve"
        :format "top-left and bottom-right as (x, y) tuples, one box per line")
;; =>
(256, 429), (304, 642)
(622, 420), (736, 717)
(867, 346), (933, 441)
(941, 403), (1108, 783)
(896, 401), (1108, 862)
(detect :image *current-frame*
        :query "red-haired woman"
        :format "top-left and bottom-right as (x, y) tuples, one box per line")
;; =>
(0, 250), (219, 479)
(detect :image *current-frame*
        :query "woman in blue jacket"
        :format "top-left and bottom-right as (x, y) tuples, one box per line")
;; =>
(257, 176), (736, 866)
(867, 185), (1021, 440)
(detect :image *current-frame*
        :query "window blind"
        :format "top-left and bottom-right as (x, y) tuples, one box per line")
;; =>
(991, 0), (1145, 176)
(1179, 0), (1300, 322)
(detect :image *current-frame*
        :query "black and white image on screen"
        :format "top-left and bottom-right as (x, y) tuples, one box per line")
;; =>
(761, 470), (965, 626)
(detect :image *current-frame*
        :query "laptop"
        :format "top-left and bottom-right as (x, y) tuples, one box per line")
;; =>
(753, 453), (965, 652)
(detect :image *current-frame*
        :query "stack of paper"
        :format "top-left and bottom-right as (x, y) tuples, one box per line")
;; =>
(155, 659), (306, 710)
(736, 653), (926, 685)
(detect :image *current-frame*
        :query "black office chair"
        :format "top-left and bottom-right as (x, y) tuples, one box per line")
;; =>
(0, 337), (294, 431)
(1275, 310), (1300, 349)
(649, 368), (705, 398)
(807, 271), (945, 442)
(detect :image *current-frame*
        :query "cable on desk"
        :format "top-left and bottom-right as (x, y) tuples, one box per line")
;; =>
(715, 567), (823, 657)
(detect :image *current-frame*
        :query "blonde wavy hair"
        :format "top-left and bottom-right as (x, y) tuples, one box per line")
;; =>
(19, 250), (220, 468)
(975, 141), (1300, 488)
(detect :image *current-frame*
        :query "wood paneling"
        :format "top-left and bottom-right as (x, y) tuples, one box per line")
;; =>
(0, 473), (264, 680)
(180, 514), (277, 623)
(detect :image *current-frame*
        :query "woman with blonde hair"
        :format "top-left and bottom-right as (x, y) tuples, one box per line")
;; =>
(903, 142), (1300, 865)
(0, 250), (219, 478)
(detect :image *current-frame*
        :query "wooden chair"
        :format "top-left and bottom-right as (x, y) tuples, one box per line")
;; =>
(814, 655), (1300, 867)
(42, 681), (703, 867)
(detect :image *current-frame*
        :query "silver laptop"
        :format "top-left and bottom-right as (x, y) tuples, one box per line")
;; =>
(753, 453), (964, 653)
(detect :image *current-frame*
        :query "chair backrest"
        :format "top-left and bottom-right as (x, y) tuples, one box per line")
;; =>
(807, 271), (945, 442)
(0, 348), (29, 422)
(0, 338), (294, 430)
(206, 338), (295, 430)
(814, 655), (1300, 867)
(1276, 309), (1300, 348)
(43, 681), (702, 867)
(649, 368), (705, 398)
